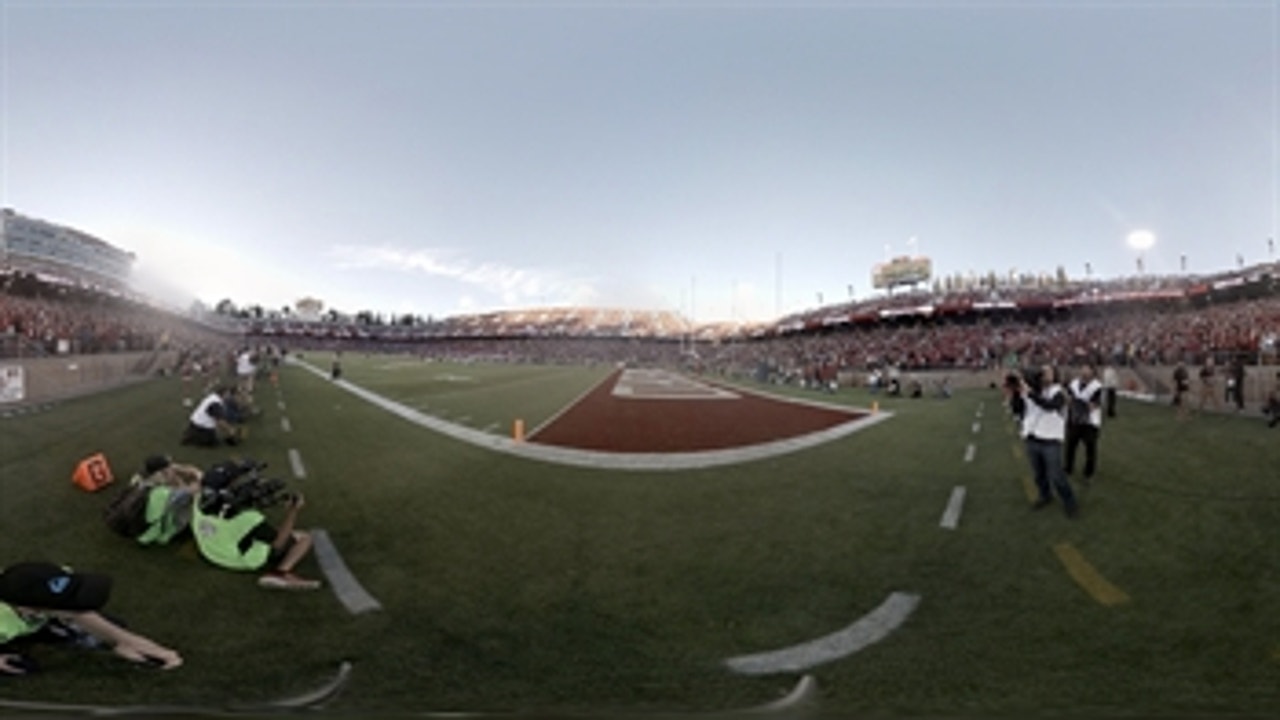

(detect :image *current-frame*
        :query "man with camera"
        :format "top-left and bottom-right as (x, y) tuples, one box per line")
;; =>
(190, 461), (321, 591)
(180, 385), (244, 447)
(1014, 365), (1079, 518)
(104, 454), (204, 546)
(1064, 364), (1103, 485)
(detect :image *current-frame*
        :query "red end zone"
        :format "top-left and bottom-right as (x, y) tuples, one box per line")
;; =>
(527, 369), (868, 453)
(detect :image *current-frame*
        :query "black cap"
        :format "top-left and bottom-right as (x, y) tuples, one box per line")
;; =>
(143, 455), (172, 476)
(0, 562), (112, 612)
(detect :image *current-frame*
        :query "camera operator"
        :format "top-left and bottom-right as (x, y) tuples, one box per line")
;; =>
(180, 385), (243, 447)
(190, 462), (321, 591)
(1015, 365), (1079, 518)
(1003, 371), (1027, 421)
(1064, 364), (1103, 485)
(130, 455), (203, 546)
(0, 561), (182, 676)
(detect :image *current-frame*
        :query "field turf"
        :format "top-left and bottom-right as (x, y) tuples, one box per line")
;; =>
(1, 353), (1277, 716)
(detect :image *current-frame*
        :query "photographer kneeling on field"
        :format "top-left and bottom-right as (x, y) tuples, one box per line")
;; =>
(191, 460), (321, 591)
(0, 561), (182, 676)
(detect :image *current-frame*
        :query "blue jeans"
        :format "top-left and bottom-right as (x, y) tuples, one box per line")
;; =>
(1026, 437), (1076, 511)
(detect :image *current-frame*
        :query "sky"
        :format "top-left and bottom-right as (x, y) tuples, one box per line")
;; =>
(1, 0), (1277, 324)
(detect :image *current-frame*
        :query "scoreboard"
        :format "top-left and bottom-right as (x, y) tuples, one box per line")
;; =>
(873, 256), (932, 289)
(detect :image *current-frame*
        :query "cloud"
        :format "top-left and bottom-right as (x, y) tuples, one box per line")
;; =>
(328, 245), (596, 307)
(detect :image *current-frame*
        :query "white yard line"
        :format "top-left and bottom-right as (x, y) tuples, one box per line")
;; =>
(724, 592), (921, 675)
(311, 529), (383, 615)
(288, 448), (307, 479)
(939, 486), (967, 530)
(963, 443), (976, 463)
(281, 417), (292, 433)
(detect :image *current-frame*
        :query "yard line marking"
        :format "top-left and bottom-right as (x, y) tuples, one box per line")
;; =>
(612, 368), (740, 400)
(939, 486), (966, 530)
(1020, 475), (1038, 502)
(482, 422), (499, 433)
(278, 401), (286, 410)
(971, 422), (981, 434)
(724, 592), (921, 675)
(311, 529), (383, 615)
(281, 417), (292, 433)
(528, 369), (620, 438)
(963, 443), (975, 463)
(455, 415), (471, 424)
(1053, 543), (1131, 606)
(741, 674), (817, 712)
(288, 448), (307, 479)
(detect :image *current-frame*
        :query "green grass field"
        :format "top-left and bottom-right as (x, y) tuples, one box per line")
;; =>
(1, 353), (1278, 716)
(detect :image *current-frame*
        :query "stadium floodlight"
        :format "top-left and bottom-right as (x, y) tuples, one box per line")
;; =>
(1126, 230), (1156, 251)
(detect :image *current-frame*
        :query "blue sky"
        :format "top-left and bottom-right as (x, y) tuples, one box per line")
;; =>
(2, 0), (1277, 323)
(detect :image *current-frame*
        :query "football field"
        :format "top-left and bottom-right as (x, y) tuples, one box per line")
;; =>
(1, 353), (1278, 716)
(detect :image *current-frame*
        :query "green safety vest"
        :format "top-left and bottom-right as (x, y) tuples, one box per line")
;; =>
(136, 486), (192, 546)
(192, 505), (271, 571)
(0, 603), (45, 645)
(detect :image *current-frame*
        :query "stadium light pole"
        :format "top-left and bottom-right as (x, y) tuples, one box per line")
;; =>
(1180, 253), (1187, 273)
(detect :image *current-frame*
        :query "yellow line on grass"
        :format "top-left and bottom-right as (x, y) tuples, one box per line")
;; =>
(1019, 475), (1037, 502)
(1053, 543), (1130, 606)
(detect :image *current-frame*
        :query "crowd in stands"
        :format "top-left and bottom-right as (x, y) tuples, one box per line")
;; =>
(0, 271), (233, 359)
(7, 263), (1280, 396)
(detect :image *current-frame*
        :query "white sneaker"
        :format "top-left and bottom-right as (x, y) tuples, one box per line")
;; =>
(257, 572), (321, 591)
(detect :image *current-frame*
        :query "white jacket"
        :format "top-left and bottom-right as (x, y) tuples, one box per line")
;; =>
(1023, 383), (1066, 442)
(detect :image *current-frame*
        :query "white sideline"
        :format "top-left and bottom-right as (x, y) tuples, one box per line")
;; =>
(312, 529), (383, 615)
(725, 592), (921, 675)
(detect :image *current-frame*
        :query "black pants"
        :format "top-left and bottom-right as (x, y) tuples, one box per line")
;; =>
(1105, 388), (1117, 417)
(1064, 423), (1099, 479)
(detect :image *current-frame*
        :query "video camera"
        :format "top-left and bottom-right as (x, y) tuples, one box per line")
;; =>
(1004, 368), (1043, 395)
(199, 458), (295, 516)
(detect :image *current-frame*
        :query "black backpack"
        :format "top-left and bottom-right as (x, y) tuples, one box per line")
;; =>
(103, 480), (152, 538)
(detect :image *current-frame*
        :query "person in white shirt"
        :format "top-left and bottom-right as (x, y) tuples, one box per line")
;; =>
(235, 348), (257, 396)
(1065, 365), (1103, 484)
(1017, 365), (1078, 518)
(180, 386), (239, 447)
(1101, 364), (1119, 418)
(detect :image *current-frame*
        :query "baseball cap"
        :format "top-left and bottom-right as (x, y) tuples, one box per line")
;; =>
(0, 562), (113, 612)
(143, 455), (172, 476)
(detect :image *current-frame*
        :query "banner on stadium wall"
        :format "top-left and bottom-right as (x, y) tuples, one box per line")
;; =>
(0, 365), (24, 403)
(872, 256), (932, 289)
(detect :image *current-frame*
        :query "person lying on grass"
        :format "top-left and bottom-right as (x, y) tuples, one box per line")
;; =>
(191, 461), (322, 591)
(0, 561), (182, 676)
